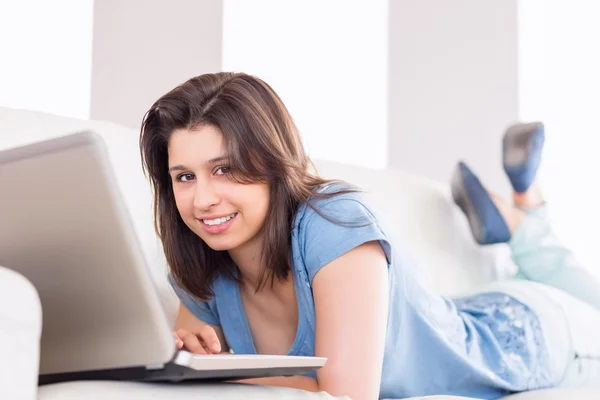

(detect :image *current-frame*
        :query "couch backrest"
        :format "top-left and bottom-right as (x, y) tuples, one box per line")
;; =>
(312, 159), (513, 296)
(0, 107), (514, 316)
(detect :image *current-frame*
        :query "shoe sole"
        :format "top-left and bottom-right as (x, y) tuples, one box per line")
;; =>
(503, 121), (544, 167)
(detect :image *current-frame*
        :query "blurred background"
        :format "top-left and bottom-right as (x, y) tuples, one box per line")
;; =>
(0, 0), (599, 274)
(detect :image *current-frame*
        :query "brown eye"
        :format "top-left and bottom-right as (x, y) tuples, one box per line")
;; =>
(215, 166), (231, 175)
(176, 173), (195, 182)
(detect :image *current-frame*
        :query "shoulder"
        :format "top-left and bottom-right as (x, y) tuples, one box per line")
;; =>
(294, 182), (378, 230)
(292, 182), (392, 283)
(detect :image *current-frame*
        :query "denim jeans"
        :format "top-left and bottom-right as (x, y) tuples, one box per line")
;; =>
(481, 206), (600, 387)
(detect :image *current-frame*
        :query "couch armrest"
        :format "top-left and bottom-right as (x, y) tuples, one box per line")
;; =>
(0, 266), (42, 400)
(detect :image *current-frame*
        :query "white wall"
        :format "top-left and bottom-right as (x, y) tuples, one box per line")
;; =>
(389, 0), (519, 197)
(90, 0), (223, 130)
(0, 0), (94, 119)
(1, 1), (520, 186)
(223, 0), (389, 169)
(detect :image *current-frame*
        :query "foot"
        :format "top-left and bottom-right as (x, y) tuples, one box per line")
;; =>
(512, 182), (546, 212)
(503, 122), (545, 193)
(451, 162), (514, 245)
(490, 192), (526, 235)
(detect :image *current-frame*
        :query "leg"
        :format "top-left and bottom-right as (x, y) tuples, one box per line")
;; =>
(504, 178), (600, 310)
(535, 282), (600, 387)
(452, 163), (600, 310)
(456, 122), (600, 386)
(508, 204), (600, 311)
(481, 279), (600, 387)
(509, 193), (600, 386)
(452, 117), (600, 310)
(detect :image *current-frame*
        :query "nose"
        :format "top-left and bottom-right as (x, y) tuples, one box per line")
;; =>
(193, 177), (221, 211)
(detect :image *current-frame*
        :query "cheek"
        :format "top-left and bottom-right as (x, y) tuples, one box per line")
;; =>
(249, 186), (270, 222)
(259, 191), (270, 219)
(233, 185), (269, 225)
(172, 185), (192, 216)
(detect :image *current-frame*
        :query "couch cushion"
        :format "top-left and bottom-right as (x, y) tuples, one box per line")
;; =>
(39, 380), (493, 400)
(501, 387), (600, 399)
(38, 381), (347, 400)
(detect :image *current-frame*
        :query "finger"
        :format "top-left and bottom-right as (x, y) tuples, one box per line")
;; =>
(198, 325), (221, 353)
(173, 332), (184, 349)
(177, 328), (207, 354)
(200, 341), (212, 354)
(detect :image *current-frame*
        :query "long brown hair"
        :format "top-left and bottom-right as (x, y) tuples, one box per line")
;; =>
(140, 72), (355, 300)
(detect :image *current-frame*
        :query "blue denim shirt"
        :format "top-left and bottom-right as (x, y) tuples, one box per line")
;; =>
(171, 184), (555, 399)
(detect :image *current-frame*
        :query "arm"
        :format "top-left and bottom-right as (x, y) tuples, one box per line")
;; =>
(239, 241), (389, 399)
(175, 302), (230, 353)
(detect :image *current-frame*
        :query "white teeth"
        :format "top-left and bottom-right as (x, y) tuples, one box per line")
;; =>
(203, 213), (236, 226)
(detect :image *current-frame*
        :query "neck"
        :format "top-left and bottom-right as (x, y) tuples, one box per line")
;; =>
(228, 234), (265, 289)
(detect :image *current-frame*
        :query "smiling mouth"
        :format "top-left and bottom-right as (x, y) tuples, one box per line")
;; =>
(200, 212), (238, 226)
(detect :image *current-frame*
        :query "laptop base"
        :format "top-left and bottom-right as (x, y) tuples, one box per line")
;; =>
(39, 362), (316, 385)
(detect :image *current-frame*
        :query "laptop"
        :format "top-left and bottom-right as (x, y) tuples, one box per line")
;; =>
(0, 131), (326, 384)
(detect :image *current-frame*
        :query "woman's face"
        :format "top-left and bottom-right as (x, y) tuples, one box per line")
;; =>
(167, 125), (269, 253)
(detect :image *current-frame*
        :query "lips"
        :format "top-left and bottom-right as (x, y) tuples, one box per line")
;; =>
(201, 212), (238, 226)
(198, 212), (238, 234)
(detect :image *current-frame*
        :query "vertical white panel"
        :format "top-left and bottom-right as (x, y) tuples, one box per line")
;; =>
(90, 0), (223, 129)
(518, 0), (600, 272)
(223, 0), (388, 168)
(0, 0), (93, 119)
(388, 0), (519, 195)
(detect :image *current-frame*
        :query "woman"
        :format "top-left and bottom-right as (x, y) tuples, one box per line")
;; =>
(139, 72), (600, 400)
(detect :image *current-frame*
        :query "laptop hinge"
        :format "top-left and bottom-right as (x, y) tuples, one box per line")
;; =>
(145, 363), (165, 370)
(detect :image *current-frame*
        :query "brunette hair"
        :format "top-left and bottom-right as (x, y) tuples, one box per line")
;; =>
(140, 72), (356, 300)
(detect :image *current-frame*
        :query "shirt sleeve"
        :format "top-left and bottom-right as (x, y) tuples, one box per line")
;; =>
(300, 196), (392, 284)
(168, 274), (220, 326)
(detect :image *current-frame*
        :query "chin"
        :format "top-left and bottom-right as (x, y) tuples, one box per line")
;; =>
(202, 238), (239, 252)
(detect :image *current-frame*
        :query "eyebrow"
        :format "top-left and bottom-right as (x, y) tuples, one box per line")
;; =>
(168, 155), (228, 173)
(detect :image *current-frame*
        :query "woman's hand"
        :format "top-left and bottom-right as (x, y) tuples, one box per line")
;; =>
(174, 326), (222, 354)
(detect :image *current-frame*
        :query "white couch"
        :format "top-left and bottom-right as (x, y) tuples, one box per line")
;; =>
(0, 106), (596, 399)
